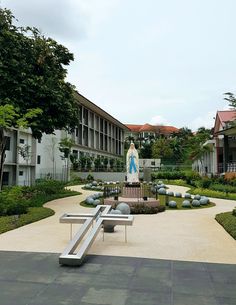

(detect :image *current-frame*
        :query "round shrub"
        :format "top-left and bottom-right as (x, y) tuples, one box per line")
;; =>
(167, 191), (174, 196)
(175, 192), (182, 198)
(194, 194), (201, 200)
(116, 202), (131, 214)
(168, 201), (177, 208)
(192, 199), (200, 207)
(158, 188), (166, 195)
(184, 193), (192, 199)
(6, 202), (28, 216)
(182, 200), (191, 208)
(157, 180), (163, 185)
(92, 181), (98, 186)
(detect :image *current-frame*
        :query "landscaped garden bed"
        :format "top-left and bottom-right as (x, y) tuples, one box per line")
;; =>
(0, 179), (80, 234)
(215, 209), (236, 240)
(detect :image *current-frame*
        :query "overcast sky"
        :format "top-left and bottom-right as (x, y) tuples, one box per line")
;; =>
(1, 0), (235, 130)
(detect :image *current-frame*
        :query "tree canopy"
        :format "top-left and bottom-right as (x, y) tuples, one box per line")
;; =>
(0, 8), (78, 139)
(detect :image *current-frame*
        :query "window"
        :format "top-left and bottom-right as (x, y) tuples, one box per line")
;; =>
(19, 139), (25, 144)
(5, 136), (10, 150)
(37, 155), (41, 164)
(19, 171), (24, 176)
(72, 150), (78, 159)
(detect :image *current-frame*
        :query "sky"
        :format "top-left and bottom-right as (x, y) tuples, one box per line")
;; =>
(1, 0), (235, 130)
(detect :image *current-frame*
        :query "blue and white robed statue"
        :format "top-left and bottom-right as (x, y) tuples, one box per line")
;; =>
(126, 142), (139, 183)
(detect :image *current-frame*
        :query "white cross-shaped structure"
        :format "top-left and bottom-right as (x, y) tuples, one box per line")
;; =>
(59, 205), (134, 266)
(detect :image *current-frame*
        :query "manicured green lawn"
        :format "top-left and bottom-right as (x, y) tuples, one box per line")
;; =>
(0, 207), (54, 234)
(215, 212), (236, 240)
(0, 190), (80, 234)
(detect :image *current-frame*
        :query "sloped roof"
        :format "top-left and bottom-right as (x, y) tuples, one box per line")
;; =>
(125, 123), (179, 134)
(214, 110), (236, 134)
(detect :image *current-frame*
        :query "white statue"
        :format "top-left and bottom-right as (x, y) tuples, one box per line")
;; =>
(126, 142), (139, 183)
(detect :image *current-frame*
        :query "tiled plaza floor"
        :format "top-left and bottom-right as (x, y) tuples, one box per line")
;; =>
(0, 251), (235, 305)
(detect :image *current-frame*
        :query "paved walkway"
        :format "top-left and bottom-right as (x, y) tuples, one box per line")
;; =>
(0, 251), (235, 305)
(0, 185), (235, 263)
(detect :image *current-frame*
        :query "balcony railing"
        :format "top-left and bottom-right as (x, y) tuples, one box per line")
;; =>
(218, 162), (236, 173)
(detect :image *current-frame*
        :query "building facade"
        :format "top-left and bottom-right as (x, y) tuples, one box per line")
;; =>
(193, 110), (236, 176)
(3, 92), (128, 186)
(125, 123), (179, 140)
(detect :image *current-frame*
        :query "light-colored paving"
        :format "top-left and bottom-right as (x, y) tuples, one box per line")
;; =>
(0, 185), (235, 264)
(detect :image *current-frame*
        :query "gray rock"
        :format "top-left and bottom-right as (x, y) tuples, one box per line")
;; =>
(182, 200), (191, 207)
(168, 200), (177, 208)
(116, 202), (131, 215)
(192, 199), (200, 207)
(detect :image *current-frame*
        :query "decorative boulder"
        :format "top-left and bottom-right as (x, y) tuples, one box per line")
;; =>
(184, 193), (192, 199)
(192, 199), (200, 207)
(93, 199), (101, 206)
(168, 200), (177, 208)
(201, 196), (209, 203)
(200, 197), (208, 205)
(158, 188), (166, 195)
(103, 209), (122, 232)
(182, 200), (191, 208)
(194, 194), (201, 200)
(86, 197), (94, 205)
(93, 193), (100, 199)
(175, 192), (182, 198)
(167, 191), (174, 196)
(116, 202), (131, 215)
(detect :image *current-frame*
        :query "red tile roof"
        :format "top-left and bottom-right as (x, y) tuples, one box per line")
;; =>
(125, 123), (179, 134)
(214, 110), (236, 133)
(217, 110), (236, 123)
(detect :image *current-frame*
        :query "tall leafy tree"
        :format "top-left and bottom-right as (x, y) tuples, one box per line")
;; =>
(152, 138), (173, 160)
(0, 8), (79, 187)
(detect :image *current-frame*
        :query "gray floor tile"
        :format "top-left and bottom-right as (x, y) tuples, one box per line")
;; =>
(173, 292), (219, 305)
(125, 290), (171, 305)
(0, 280), (47, 305)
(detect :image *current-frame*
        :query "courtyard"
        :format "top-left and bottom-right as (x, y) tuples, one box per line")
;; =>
(0, 184), (236, 304)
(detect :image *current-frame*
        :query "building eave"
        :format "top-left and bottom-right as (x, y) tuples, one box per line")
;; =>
(74, 91), (129, 131)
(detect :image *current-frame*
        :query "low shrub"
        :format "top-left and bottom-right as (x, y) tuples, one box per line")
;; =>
(151, 171), (186, 181)
(209, 183), (236, 194)
(190, 188), (236, 200)
(215, 211), (236, 240)
(34, 179), (65, 195)
(5, 202), (28, 216)
(130, 204), (165, 214)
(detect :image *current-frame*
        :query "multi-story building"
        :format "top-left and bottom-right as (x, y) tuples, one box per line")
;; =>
(125, 123), (179, 140)
(193, 110), (236, 176)
(3, 128), (37, 186)
(3, 92), (128, 186)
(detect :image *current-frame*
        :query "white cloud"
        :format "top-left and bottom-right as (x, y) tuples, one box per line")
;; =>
(188, 110), (216, 131)
(149, 115), (170, 126)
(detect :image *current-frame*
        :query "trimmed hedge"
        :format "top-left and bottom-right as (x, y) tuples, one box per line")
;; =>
(190, 188), (236, 200)
(215, 211), (236, 240)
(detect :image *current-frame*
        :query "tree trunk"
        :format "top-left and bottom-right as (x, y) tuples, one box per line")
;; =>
(0, 128), (7, 191)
